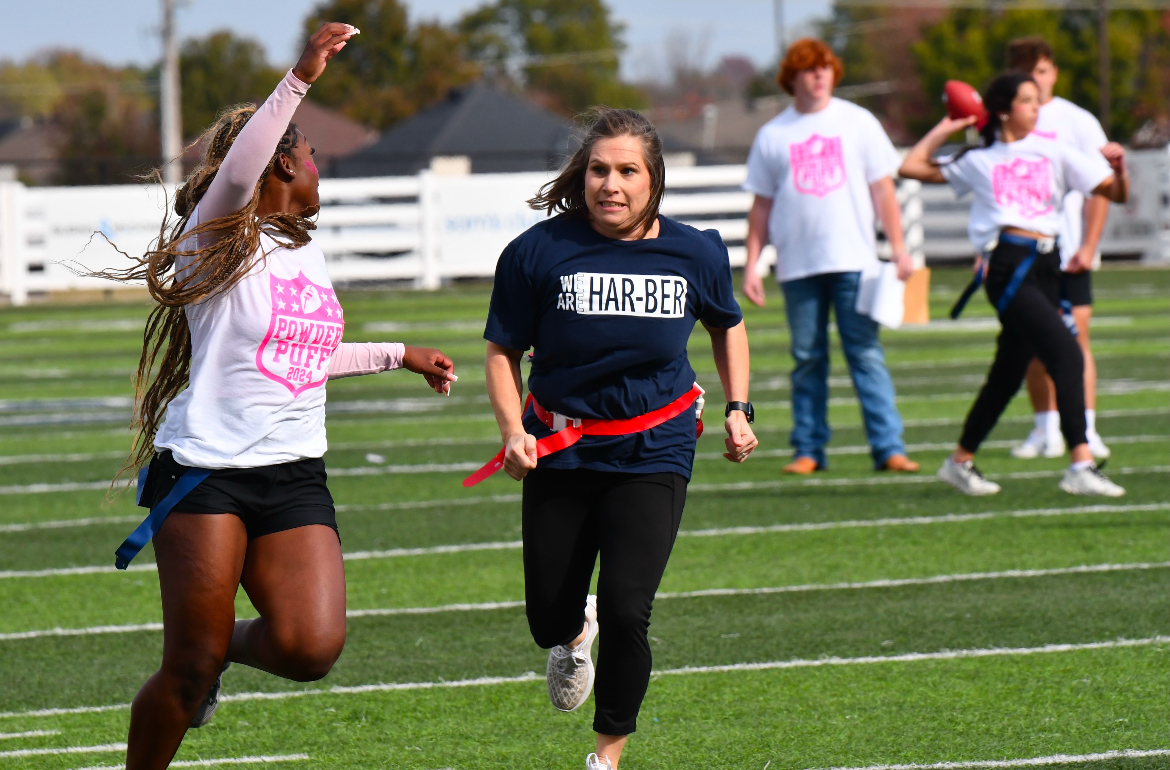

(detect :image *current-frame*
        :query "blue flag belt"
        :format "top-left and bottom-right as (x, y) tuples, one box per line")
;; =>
(114, 465), (211, 570)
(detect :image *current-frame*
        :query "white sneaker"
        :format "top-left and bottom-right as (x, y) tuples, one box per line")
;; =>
(547, 595), (598, 712)
(1011, 429), (1066, 459)
(190, 662), (229, 728)
(1087, 432), (1111, 459)
(938, 458), (1001, 496)
(1059, 464), (1125, 497)
(586, 753), (614, 770)
(1010, 428), (1047, 459)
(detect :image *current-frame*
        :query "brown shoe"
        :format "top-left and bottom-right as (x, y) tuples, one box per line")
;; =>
(783, 456), (820, 475)
(883, 454), (920, 473)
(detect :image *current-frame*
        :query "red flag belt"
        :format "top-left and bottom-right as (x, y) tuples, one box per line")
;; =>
(462, 383), (705, 488)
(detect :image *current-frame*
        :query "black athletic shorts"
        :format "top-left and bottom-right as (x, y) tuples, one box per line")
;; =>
(138, 450), (338, 540)
(1061, 270), (1093, 307)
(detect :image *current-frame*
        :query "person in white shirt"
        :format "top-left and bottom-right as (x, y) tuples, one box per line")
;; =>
(743, 37), (919, 475)
(900, 71), (1129, 498)
(100, 25), (457, 769)
(1005, 37), (1119, 460)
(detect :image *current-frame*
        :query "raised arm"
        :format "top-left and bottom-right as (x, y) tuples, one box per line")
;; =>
(899, 115), (977, 184)
(704, 320), (757, 463)
(197, 23), (357, 223)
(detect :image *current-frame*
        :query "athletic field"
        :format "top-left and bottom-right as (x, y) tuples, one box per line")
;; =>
(0, 266), (1166, 770)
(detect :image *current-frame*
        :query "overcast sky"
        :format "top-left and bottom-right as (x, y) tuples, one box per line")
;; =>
(2, 0), (833, 79)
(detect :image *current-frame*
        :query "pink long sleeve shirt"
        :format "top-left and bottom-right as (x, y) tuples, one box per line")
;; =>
(154, 70), (404, 469)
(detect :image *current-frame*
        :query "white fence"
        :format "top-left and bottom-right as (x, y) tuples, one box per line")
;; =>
(0, 149), (1166, 304)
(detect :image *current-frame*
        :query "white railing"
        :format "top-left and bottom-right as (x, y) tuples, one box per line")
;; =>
(0, 148), (1165, 304)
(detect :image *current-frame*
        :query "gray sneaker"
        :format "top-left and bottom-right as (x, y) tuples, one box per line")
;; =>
(938, 458), (1001, 496)
(1059, 464), (1125, 497)
(547, 595), (598, 712)
(190, 662), (230, 728)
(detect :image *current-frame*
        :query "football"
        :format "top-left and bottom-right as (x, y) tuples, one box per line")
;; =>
(943, 79), (987, 128)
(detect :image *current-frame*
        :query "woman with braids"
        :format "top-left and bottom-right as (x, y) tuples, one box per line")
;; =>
(472, 108), (756, 770)
(107, 24), (456, 769)
(899, 72), (1127, 498)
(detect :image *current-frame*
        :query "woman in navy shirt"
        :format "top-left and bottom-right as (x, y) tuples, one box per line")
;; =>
(482, 108), (757, 770)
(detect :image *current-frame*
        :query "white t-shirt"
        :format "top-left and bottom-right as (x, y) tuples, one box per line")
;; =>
(744, 98), (902, 283)
(1033, 97), (1109, 264)
(154, 207), (346, 468)
(939, 133), (1112, 254)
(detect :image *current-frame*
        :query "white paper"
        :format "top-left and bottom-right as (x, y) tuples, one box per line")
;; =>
(855, 261), (904, 329)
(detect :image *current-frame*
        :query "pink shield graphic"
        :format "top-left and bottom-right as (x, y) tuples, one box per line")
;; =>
(790, 134), (846, 197)
(992, 157), (1054, 219)
(255, 272), (345, 396)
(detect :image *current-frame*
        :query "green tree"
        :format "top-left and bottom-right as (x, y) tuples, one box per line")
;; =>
(179, 31), (282, 138)
(912, 8), (1170, 141)
(301, 0), (479, 130)
(459, 0), (644, 114)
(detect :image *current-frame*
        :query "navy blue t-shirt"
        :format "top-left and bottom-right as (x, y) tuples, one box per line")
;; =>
(484, 214), (743, 479)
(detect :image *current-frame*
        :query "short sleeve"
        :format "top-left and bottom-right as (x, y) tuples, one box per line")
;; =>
(1074, 110), (1108, 153)
(697, 230), (744, 329)
(484, 240), (537, 351)
(862, 113), (902, 183)
(938, 153), (975, 198)
(1061, 144), (1112, 196)
(743, 127), (781, 198)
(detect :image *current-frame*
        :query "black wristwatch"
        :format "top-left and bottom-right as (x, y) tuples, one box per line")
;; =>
(725, 401), (754, 423)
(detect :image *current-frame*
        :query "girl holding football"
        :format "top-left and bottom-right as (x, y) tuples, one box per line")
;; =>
(899, 72), (1128, 498)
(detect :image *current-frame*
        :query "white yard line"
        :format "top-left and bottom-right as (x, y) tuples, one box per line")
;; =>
(677, 503), (1170, 538)
(4, 500), (1166, 580)
(754, 381), (1170, 410)
(799, 749), (1170, 770)
(0, 447), (1164, 499)
(0, 623), (164, 641)
(0, 729), (60, 739)
(0, 495), (519, 531)
(6, 637), (1164, 720)
(0, 450), (123, 466)
(688, 465), (1170, 493)
(71, 754), (310, 770)
(0, 742), (127, 758)
(336, 494), (521, 513)
(651, 636), (1170, 678)
(0, 563), (157, 579)
(655, 562), (1170, 599)
(0, 515), (141, 534)
(5, 561), (1164, 641)
(696, 435), (1167, 461)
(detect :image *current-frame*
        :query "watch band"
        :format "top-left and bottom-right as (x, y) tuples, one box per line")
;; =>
(725, 401), (754, 423)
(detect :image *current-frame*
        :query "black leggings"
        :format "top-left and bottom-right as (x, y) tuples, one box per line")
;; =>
(522, 467), (687, 736)
(959, 238), (1086, 453)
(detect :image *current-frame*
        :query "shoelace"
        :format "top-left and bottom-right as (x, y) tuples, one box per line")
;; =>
(964, 461), (988, 480)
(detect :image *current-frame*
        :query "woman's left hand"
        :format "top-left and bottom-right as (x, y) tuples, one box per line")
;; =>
(723, 411), (758, 463)
(402, 346), (457, 395)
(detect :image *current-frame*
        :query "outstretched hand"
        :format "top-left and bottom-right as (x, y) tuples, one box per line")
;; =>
(402, 346), (457, 395)
(293, 22), (358, 84)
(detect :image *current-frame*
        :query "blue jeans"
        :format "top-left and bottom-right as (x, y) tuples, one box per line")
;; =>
(780, 271), (906, 469)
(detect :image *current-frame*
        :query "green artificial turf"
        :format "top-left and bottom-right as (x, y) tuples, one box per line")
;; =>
(0, 266), (1166, 769)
